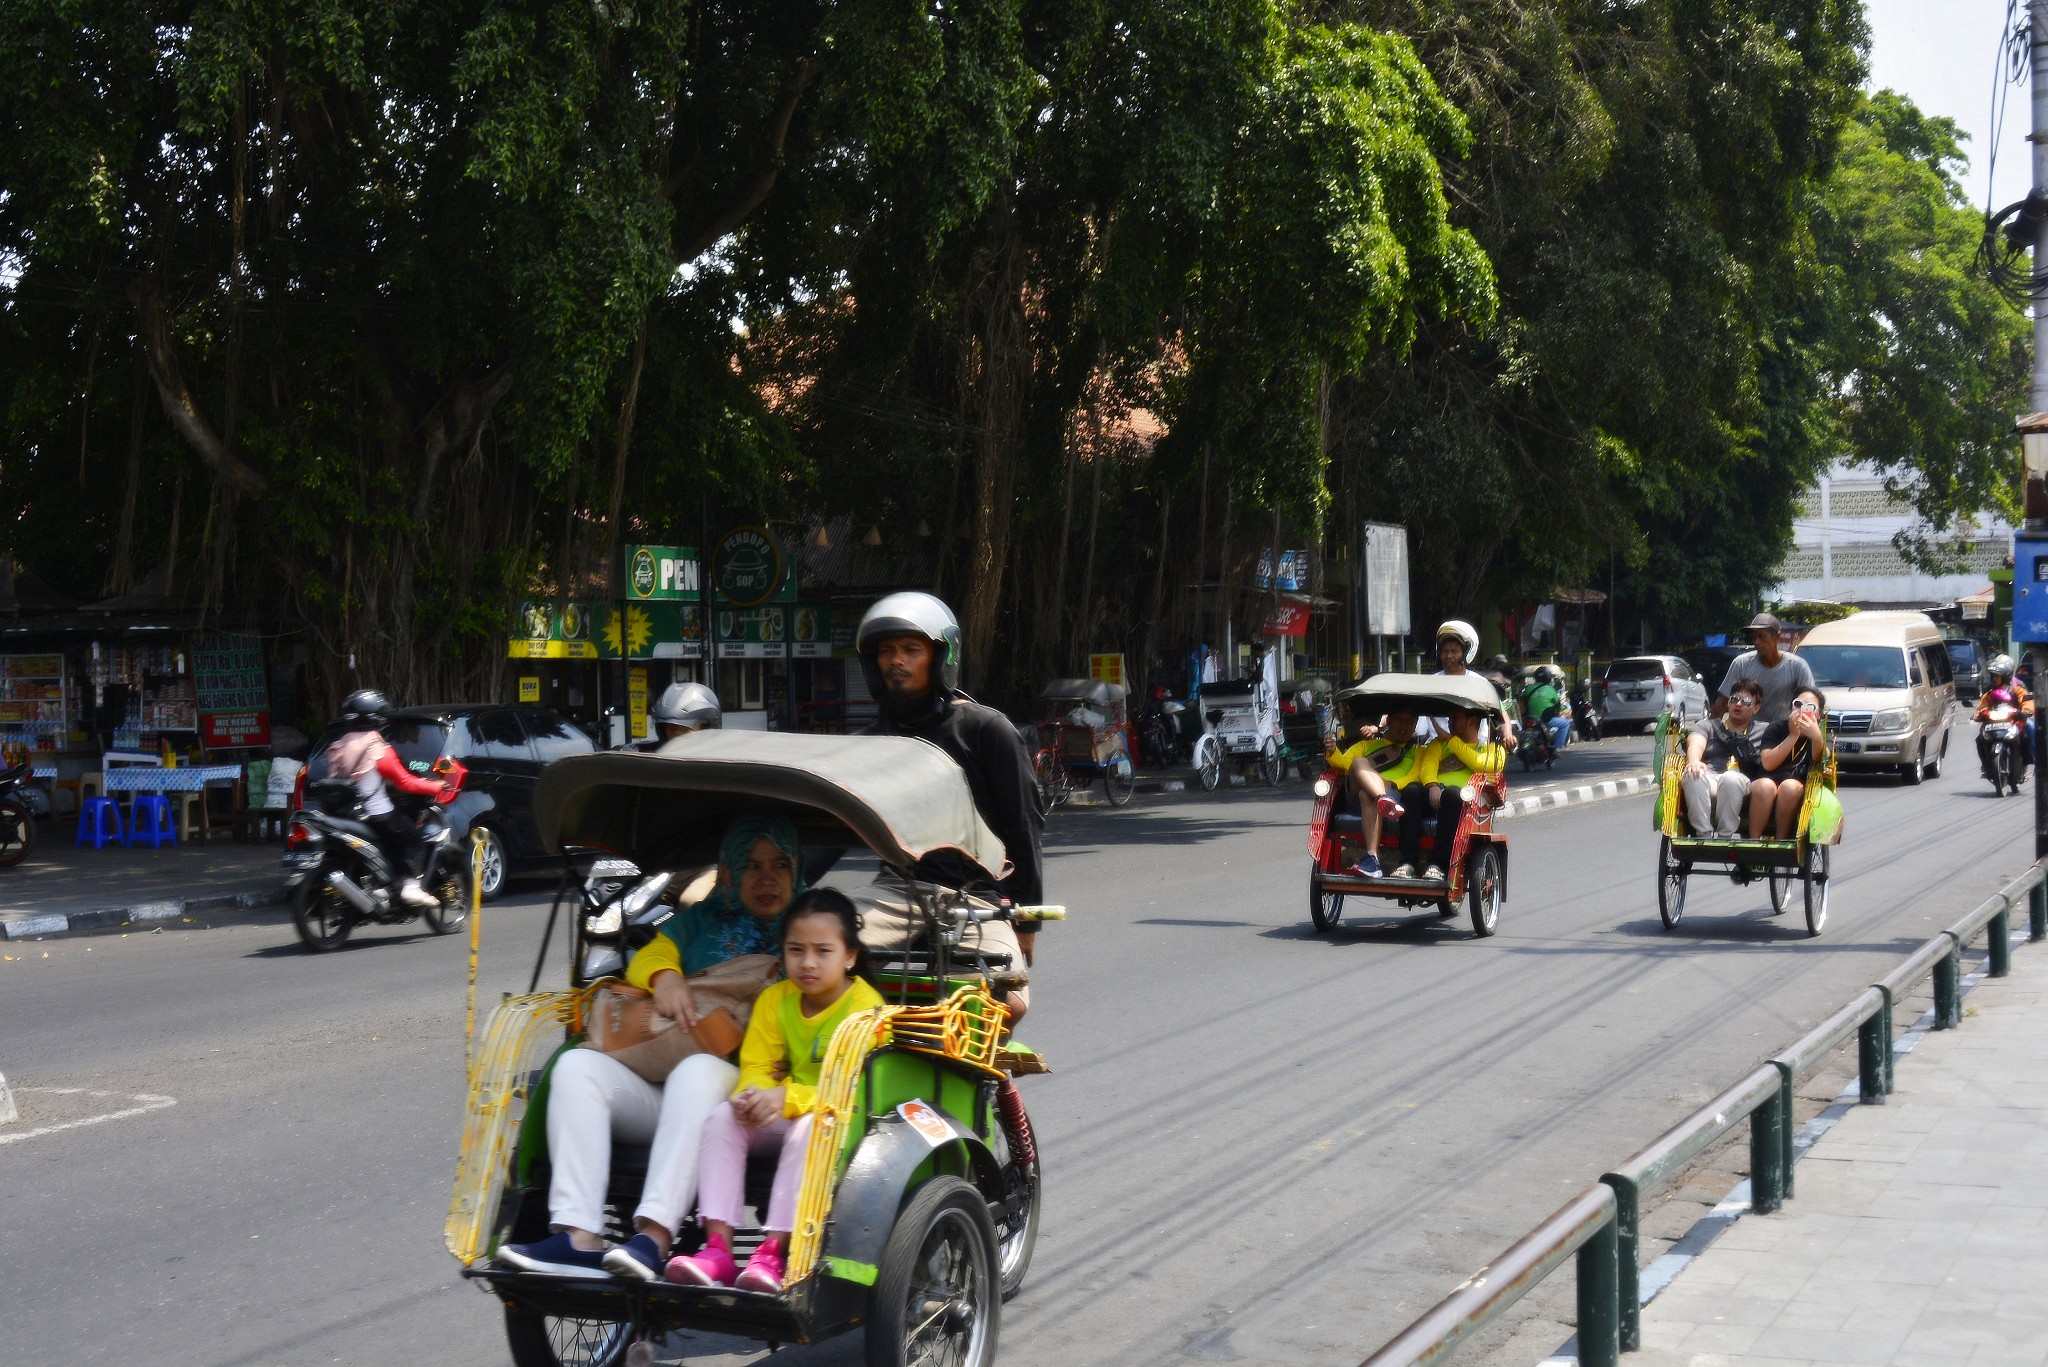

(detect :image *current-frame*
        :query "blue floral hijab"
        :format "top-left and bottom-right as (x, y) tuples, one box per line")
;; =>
(659, 813), (808, 975)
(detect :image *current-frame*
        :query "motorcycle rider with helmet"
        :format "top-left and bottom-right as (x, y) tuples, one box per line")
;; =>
(856, 592), (1045, 961)
(633, 681), (721, 749)
(318, 689), (459, 909)
(1976, 654), (2035, 784)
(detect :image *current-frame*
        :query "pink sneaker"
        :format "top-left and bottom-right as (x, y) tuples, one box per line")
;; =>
(664, 1232), (737, 1287)
(736, 1237), (786, 1294)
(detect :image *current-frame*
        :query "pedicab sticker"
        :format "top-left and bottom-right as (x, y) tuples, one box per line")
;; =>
(896, 1099), (954, 1148)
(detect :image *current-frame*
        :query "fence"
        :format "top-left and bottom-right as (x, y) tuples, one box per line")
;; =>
(1358, 863), (2048, 1367)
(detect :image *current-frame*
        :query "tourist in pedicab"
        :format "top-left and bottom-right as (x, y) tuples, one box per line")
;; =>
(1681, 677), (1769, 837)
(1750, 686), (1826, 839)
(493, 815), (801, 1282)
(1328, 704), (1436, 879)
(1398, 708), (1507, 881)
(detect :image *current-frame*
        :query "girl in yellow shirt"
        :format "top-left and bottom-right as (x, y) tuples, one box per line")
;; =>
(1328, 708), (1437, 878)
(1410, 709), (1505, 879)
(665, 889), (883, 1294)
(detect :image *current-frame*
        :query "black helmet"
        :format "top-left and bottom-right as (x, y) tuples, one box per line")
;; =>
(651, 681), (720, 732)
(856, 592), (963, 698)
(339, 689), (391, 726)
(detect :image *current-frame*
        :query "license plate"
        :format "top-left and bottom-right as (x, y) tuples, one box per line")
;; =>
(1839, 740), (1860, 753)
(1623, 690), (1646, 701)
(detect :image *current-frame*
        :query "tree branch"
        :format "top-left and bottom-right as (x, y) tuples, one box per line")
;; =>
(129, 274), (268, 494)
(668, 56), (824, 262)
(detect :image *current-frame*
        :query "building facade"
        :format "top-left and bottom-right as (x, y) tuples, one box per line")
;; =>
(1767, 460), (2013, 610)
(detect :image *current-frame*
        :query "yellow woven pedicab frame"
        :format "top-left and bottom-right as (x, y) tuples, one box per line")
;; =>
(446, 990), (585, 1264)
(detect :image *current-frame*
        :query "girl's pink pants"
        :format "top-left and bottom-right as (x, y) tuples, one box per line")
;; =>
(696, 1101), (813, 1233)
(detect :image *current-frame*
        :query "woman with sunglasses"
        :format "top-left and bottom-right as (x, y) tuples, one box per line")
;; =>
(1753, 688), (1826, 839)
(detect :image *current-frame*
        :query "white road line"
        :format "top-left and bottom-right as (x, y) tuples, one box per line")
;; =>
(0, 1088), (176, 1145)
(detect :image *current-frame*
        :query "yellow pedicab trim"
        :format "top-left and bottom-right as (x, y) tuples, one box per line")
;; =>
(445, 991), (584, 1265)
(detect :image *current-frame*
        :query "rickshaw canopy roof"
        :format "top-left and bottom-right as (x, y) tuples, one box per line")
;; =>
(533, 732), (1011, 880)
(1338, 671), (1507, 716)
(1041, 677), (1125, 706)
(1199, 678), (1264, 700)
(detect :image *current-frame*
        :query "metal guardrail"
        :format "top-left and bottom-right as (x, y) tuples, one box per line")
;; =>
(1358, 863), (2048, 1367)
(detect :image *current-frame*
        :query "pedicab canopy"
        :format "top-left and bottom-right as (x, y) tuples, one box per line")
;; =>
(1337, 671), (1510, 718)
(1041, 678), (1125, 708)
(533, 731), (1011, 882)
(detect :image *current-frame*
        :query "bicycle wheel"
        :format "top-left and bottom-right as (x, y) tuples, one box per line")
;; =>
(1103, 750), (1135, 806)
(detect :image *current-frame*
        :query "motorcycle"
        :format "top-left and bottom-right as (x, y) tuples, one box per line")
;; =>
(1571, 685), (1602, 743)
(1980, 701), (2028, 797)
(1139, 690), (1189, 768)
(0, 761), (35, 868)
(1515, 710), (1557, 771)
(281, 757), (473, 951)
(570, 853), (678, 980)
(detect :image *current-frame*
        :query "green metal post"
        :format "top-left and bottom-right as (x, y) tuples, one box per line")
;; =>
(1601, 1176), (1642, 1352)
(1576, 1213), (1621, 1367)
(2030, 880), (2046, 942)
(1774, 1062), (1796, 1201)
(1935, 942), (1962, 1029)
(1750, 1084), (1786, 1214)
(1991, 906), (2013, 979)
(1858, 990), (1891, 1103)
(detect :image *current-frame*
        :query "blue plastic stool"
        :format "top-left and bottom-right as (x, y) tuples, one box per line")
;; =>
(130, 794), (178, 849)
(75, 796), (126, 849)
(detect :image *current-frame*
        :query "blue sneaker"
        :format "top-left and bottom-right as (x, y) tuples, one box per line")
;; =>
(1348, 855), (1383, 879)
(602, 1233), (666, 1282)
(496, 1232), (608, 1277)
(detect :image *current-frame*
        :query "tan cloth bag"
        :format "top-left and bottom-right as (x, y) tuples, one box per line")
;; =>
(582, 952), (781, 1082)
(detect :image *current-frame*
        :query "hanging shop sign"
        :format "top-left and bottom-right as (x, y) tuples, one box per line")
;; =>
(713, 526), (794, 608)
(511, 600), (702, 660)
(1260, 601), (1311, 637)
(1255, 549), (1310, 592)
(716, 606), (789, 660)
(790, 605), (833, 660)
(193, 633), (271, 747)
(625, 545), (699, 601)
(1088, 653), (1127, 687)
(628, 667), (649, 739)
(518, 676), (541, 702)
(509, 599), (602, 660)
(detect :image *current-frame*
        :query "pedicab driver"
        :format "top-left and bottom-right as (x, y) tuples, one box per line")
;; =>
(856, 592), (1047, 966)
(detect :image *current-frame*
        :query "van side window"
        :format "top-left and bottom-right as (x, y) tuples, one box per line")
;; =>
(1927, 646), (1952, 687)
(1907, 649), (1924, 687)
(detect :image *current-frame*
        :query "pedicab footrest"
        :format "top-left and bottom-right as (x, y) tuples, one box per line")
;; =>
(883, 984), (1008, 1073)
(463, 1264), (810, 1342)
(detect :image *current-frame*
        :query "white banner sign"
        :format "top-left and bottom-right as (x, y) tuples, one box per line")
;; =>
(1363, 522), (1411, 637)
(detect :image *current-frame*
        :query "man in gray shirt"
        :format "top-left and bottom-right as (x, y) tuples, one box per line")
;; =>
(1715, 612), (1815, 724)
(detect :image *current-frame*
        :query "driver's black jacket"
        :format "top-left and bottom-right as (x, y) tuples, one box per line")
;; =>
(863, 693), (1045, 907)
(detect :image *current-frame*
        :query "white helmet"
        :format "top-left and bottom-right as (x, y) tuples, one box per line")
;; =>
(651, 681), (720, 731)
(1435, 619), (1480, 664)
(1989, 653), (2016, 681)
(857, 592), (963, 696)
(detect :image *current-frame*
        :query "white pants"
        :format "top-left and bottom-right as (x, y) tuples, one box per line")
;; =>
(545, 1048), (738, 1236)
(1681, 769), (1750, 836)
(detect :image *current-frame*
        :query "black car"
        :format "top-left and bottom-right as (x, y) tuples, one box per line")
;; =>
(1946, 638), (1987, 702)
(302, 704), (596, 900)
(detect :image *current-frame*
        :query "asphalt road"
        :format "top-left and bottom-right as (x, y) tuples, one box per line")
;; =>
(1, 716), (2033, 1367)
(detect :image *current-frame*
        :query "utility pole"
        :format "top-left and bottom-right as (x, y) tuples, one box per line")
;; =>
(2022, 0), (2048, 860)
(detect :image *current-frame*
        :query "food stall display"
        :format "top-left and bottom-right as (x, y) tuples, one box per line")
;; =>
(0, 654), (69, 750)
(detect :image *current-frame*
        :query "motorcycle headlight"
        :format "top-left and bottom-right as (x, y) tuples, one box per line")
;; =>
(1461, 784), (1477, 804)
(621, 872), (676, 918)
(1313, 777), (1333, 799)
(1871, 709), (1912, 734)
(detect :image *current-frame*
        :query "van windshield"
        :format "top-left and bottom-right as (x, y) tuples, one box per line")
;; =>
(1798, 645), (1907, 690)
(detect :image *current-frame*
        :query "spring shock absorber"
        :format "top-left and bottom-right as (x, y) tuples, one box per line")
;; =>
(995, 1077), (1037, 1169)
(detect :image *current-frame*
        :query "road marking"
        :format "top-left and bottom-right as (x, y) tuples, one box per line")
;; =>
(0, 1087), (177, 1145)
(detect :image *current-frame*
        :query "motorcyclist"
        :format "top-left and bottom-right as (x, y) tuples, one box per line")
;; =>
(635, 681), (721, 749)
(318, 689), (458, 909)
(1520, 665), (1572, 755)
(856, 592), (1046, 961)
(1975, 654), (2035, 783)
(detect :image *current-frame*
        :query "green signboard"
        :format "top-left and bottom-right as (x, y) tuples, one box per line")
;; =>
(511, 599), (703, 660)
(624, 545), (699, 601)
(713, 526), (794, 607)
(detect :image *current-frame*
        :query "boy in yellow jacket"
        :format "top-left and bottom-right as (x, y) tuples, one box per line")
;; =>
(1329, 708), (1438, 878)
(1402, 708), (1506, 880)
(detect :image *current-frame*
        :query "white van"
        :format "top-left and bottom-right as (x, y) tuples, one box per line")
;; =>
(1793, 611), (1955, 782)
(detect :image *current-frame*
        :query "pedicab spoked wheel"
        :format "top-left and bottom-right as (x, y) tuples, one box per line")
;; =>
(1802, 842), (1829, 938)
(502, 1307), (632, 1367)
(1309, 864), (1343, 932)
(1258, 738), (1282, 786)
(1766, 868), (1794, 916)
(1657, 837), (1687, 930)
(1196, 739), (1222, 793)
(1103, 752), (1136, 807)
(1030, 748), (1059, 815)
(865, 1176), (1000, 1367)
(424, 856), (472, 934)
(291, 875), (353, 952)
(1466, 844), (1502, 938)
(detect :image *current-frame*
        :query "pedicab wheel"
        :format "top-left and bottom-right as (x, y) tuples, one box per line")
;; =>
(993, 1152), (1041, 1301)
(424, 857), (472, 934)
(1258, 738), (1282, 786)
(1030, 748), (1059, 816)
(502, 1307), (632, 1367)
(1103, 754), (1136, 807)
(291, 875), (353, 952)
(1803, 843), (1829, 938)
(865, 1176), (1000, 1367)
(0, 797), (33, 868)
(1766, 868), (1794, 916)
(1196, 740), (1222, 793)
(1466, 844), (1502, 938)
(1656, 837), (1686, 930)
(1309, 865), (1343, 932)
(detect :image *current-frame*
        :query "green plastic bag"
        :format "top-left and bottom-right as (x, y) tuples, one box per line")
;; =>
(1807, 785), (1844, 845)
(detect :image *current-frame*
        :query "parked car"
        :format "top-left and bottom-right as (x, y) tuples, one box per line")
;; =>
(1945, 638), (1987, 702)
(1600, 655), (1710, 733)
(1795, 612), (1955, 782)
(1681, 645), (1747, 701)
(300, 704), (596, 899)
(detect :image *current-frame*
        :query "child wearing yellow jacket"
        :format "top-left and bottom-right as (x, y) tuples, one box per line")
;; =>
(1400, 709), (1506, 879)
(1329, 708), (1440, 878)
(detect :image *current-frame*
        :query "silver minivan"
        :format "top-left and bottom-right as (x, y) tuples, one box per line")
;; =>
(1794, 611), (1955, 782)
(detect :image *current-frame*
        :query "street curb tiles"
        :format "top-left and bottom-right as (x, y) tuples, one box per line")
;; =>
(1496, 773), (1655, 820)
(0, 885), (288, 941)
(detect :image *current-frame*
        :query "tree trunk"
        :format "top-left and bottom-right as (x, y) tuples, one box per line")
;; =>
(1075, 439), (1106, 652)
(104, 355), (147, 596)
(957, 227), (1030, 691)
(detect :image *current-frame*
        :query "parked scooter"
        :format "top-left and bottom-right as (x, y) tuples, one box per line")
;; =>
(1980, 698), (2028, 797)
(571, 856), (680, 980)
(0, 761), (35, 868)
(1571, 685), (1602, 743)
(281, 758), (472, 951)
(1139, 687), (1189, 768)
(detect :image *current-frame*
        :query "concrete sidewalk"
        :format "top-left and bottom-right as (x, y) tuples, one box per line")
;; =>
(1631, 951), (2048, 1366)
(0, 827), (286, 939)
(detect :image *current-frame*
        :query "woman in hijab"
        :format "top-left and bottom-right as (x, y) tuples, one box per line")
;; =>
(497, 814), (806, 1281)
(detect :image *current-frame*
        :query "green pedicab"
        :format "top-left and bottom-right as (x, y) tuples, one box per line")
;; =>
(446, 733), (1059, 1367)
(1651, 711), (1842, 937)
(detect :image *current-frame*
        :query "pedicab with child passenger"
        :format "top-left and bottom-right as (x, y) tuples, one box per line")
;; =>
(1650, 708), (1842, 937)
(447, 732), (1060, 1367)
(1305, 673), (1511, 938)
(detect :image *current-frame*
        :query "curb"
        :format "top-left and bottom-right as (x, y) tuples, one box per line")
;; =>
(1496, 772), (1655, 820)
(0, 885), (289, 941)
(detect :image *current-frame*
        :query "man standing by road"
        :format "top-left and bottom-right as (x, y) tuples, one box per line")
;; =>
(1715, 612), (1815, 724)
(857, 592), (1046, 960)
